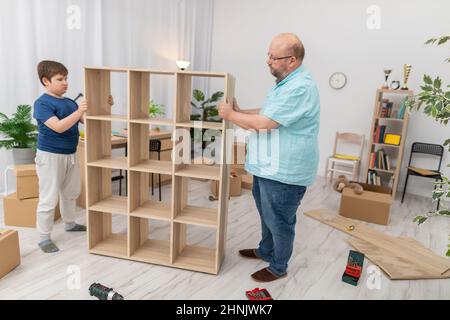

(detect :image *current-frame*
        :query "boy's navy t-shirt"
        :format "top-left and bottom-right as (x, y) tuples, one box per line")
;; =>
(33, 93), (79, 154)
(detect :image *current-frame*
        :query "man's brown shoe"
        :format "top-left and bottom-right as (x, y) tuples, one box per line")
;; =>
(251, 267), (287, 282)
(239, 249), (261, 260)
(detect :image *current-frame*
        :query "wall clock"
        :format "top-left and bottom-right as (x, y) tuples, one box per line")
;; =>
(329, 72), (347, 89)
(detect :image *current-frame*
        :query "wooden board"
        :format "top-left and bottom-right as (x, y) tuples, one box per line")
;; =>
(305, 208), (450, 280)
(348, 237), (450, 280)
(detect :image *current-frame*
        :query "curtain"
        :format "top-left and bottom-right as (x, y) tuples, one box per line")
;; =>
(0, 0), (214, 193)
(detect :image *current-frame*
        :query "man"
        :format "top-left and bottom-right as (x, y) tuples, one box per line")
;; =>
(219, 33), (320, 282)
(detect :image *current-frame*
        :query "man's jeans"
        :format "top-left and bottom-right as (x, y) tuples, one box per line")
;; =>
(252, 175), (307, 276)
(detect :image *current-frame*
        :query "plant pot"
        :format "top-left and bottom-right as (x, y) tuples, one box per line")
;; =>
(12, 147), (36, 164)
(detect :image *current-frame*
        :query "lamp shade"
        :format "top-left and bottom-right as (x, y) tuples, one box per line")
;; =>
(176, 60), (190, 70)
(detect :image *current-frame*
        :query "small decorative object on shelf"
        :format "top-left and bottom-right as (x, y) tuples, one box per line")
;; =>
(390, 80), (400, 90)
(382, 69), (392, 89)
(384, 133), (401, 146)
(401, 64), (412, 90)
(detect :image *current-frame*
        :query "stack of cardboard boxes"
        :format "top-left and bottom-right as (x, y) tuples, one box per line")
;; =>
(3, 164), (60, 228)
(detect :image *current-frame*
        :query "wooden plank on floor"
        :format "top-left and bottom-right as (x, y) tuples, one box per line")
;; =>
(304, 208), (450, 279)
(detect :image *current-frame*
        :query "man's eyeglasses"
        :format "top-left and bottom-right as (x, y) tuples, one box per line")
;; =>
(267, 54), (293, 61)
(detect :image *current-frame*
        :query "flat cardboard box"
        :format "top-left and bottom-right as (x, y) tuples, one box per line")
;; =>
(339, 182), (392, 225)
(13, 164), (39, 200)
(211, 173), (242, 198)
(3, 193), (61, 228)
(0, 229), (21, 279)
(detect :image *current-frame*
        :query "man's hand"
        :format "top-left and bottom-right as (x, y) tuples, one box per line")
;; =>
(219, 98), (234, 120)
(108, 95), (114, 107)
(77, 100), (88, 115)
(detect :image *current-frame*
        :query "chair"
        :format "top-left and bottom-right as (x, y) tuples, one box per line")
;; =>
(149, 139), (162, 201)
(401, 142), (443, 210)
(325, 132), (365, 184)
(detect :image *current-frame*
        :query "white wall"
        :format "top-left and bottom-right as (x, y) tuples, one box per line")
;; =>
(210, 0), (450, 198)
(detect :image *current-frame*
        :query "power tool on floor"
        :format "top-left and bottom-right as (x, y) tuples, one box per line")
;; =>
(89, 283), (124, 300)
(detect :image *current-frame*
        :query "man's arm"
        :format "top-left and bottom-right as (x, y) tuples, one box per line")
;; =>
(219, 99), (278, 130)
(229, 112), (279, 130)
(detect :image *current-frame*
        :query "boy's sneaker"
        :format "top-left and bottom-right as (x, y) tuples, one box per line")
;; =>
(65, 224), (87, 232)
(38, 239), (59, 253)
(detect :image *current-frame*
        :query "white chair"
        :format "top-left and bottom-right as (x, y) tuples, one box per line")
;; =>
(325, 132), (365, 184)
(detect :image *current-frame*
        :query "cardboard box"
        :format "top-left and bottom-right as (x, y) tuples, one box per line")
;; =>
(3, 193), (61, 228)
(211, 172), (242, 198)
(233, 167), (253, 190)
(339, 183), (392, 225)
(0, 229), (21, 279)
(13, 164), (39, 200)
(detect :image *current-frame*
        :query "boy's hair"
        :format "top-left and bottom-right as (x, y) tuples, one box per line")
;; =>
(37, 60), (68, 86)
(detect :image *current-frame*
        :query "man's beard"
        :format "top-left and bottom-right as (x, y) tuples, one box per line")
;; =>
(270, 67), (287, 84)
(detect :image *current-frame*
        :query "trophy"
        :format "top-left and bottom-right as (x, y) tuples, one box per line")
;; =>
(382, 69), (392, 89)
(401, 64), (412, 90)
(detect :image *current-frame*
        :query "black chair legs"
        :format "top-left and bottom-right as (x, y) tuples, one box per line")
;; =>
(401, 172), (410, 203)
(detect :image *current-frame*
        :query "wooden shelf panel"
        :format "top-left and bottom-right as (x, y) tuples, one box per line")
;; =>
(89, 196), (128, 215)
(130, 118), (174, 126)
(175, 164), (221, 180)
(176, 121), (223, 130)
(85, 66), (128, 72)
(369, 167), (397, 174)
(86, 115), (127, 122)
(176, 70), (227, 78)
(173, 245), (216, 274)
(130, 200), (171, 221)
(131, 239), (170, 265)
(87, 156), (128, 169)
(174, 206), (218, 228)
(376, 117), (404, 122)
(130, 160), (172, 175)
(372, 143), (400, 149)
(379, 89), (413, 95)
(89, 233), (128, 258)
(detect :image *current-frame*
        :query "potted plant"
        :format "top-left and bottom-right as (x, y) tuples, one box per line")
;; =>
(190, 89), (224, 154)
(406, 34), (450, 257)
(148, 100), (165, 131)
(0, 105), (38, 164)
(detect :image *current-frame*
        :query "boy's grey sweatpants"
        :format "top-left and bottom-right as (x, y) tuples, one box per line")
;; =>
(35, 150), (81, 238)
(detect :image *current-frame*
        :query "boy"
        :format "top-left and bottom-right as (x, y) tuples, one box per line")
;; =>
(33, 60), (113, 253)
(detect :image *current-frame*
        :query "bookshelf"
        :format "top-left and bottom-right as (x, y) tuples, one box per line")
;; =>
(364, 89), (413, 199)
(84, 67), (234, 274)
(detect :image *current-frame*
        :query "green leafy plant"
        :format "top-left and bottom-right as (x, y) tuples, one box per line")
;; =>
(406, 34), (450, 257)
(0, 105), (37, 149)
(148, 100), (165, 118)
(190, 89), (224, 122)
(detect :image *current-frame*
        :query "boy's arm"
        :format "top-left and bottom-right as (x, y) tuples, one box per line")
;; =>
(44, 101), (87, 133)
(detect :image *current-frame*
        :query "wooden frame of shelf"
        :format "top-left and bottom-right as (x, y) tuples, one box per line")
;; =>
(84, 67), (234, 274)
(364, 89), (413, 199)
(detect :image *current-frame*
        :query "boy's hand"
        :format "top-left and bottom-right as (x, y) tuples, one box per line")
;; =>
(108, 95), (114, 107)
(77, 100), (88, 116)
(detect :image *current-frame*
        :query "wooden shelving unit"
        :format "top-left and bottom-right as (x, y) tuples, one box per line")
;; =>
(364, 89), (413, 199)
(84, 67), (234, 274)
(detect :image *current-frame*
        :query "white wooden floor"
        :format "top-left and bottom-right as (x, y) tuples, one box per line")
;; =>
(0, 177), (449, 300)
